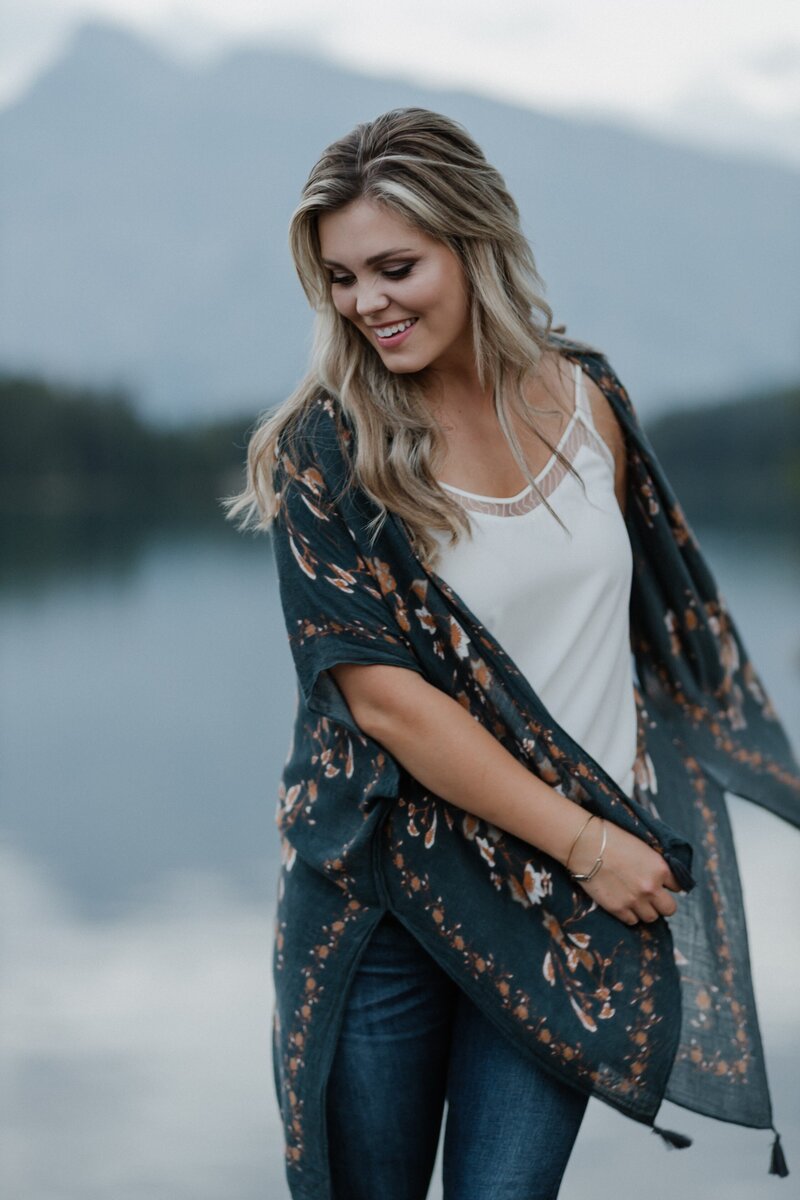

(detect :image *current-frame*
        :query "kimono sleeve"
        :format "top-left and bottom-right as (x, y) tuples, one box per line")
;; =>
(270, 422), (424, 736)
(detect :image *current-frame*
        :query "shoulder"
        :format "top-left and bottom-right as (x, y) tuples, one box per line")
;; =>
(277, 391), (348, 461)
(274, 390), (356, 522)
(545, 331), (632, 437)
(584, 374), (627, 462)
(545, 334), (630, 507)
(275, 392), (354, 492)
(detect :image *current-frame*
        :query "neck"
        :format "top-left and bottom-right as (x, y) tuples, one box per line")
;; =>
(420, 361), (495, 420)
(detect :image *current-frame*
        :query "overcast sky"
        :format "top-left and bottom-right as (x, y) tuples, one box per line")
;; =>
(2, 0), (799, 165)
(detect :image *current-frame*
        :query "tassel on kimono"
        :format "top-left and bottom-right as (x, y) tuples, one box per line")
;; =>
(769, 1128), (789, 1178)
(651, 1124), (693, 1150)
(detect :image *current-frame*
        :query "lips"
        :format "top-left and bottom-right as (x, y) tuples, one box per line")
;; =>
(370, 317), (418, 348)
(371, 316), (415, 333)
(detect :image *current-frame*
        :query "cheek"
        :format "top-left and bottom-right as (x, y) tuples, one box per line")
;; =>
(330, 293), (355, 323)
(409, 271), (458, 323)
(432, 284), (469, 335)
(426, 264), (469, 327)
(448, 285), (470, 327)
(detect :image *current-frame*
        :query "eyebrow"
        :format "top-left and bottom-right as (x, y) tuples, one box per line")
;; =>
(321, 247), (416, 269)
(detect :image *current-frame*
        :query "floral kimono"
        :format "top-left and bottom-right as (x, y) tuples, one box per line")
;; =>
(268, 334), (799, 1199)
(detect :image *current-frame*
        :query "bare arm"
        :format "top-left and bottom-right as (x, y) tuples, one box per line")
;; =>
(331, 662), (681, 926)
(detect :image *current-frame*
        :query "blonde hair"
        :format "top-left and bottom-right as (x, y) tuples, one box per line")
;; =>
(225, 106), (583, 566)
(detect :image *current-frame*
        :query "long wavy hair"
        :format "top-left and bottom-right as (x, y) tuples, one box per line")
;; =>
(225, 106), (586, 566)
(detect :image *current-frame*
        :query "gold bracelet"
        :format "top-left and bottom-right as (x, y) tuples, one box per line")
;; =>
(570, 819), (608, 882)
(565, 813), (595, 874)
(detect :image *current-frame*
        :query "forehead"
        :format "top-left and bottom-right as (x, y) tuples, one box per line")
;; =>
(318, 198), (432, 266)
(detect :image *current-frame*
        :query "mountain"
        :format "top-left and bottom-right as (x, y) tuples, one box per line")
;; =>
(1, 20), (799, 423)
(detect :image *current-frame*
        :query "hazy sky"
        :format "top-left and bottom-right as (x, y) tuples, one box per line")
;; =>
(2, 0), (799, 165)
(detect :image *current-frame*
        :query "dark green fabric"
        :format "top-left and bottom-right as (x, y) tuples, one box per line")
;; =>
(269, 336), (800, 1198)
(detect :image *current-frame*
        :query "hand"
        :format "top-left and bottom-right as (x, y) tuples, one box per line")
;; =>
(570, 818), (682, 926)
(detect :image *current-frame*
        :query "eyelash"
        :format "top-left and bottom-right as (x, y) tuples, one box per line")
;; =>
(330, 264), (414, 287)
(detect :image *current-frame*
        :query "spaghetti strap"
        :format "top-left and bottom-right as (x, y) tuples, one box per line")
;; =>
(573, 361), (594, 426)
(572, 360), (616, 471)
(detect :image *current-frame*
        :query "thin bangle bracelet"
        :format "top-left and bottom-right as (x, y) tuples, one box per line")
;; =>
(564, 813), (595, 873)
(570, 819), (608, 882)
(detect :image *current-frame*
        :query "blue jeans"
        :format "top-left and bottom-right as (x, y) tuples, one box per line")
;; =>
(326, 910), (588, 1200)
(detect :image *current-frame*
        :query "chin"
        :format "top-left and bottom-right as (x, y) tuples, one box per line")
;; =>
(381, 360), (425, 375)
(372, 344), (428, 372)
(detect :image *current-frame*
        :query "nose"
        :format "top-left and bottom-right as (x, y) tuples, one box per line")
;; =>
(354, 278), (390, 318)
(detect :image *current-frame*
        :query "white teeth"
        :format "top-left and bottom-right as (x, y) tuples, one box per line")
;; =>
(375, 318), (416, 338)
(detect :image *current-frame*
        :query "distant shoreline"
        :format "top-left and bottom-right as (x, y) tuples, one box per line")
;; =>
(1, 372), (797, 537)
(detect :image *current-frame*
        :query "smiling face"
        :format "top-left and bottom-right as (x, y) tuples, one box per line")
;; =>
(318, 197), (473, 378)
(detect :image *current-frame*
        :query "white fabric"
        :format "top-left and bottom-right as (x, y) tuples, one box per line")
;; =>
(432, 361), (637, 797)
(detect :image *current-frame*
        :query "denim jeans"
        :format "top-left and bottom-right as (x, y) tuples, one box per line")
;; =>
(326, 910), (588, 1200)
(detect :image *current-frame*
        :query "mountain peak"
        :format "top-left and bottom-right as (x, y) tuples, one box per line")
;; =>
(63, 19), (175, 70)
(1, 22), (797, 421)
(20, 19), (185, 109)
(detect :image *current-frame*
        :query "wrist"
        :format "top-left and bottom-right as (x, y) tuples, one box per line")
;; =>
(560, 812), (594, 871)
(567, 816), (606, 878)
(549, 808), (598, 869)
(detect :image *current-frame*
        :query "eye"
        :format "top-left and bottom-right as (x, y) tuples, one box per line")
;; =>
(383, 263), (414, 280)
(329, 262), (415, 287)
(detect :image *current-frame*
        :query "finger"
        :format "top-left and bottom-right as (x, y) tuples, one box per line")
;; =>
(653, 889), (678, 918)
(662, 867), (682, 892)
(634, 901), (661, 924)
(618, 909), (639, 927)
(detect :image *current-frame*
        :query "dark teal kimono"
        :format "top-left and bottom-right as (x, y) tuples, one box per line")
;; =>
(269, 335), (799, 1199)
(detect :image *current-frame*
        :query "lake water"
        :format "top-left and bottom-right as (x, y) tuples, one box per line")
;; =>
(1, 524), (798, 1199)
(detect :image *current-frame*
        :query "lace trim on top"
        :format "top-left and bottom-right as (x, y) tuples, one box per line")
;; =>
(438, 410), (615, 518)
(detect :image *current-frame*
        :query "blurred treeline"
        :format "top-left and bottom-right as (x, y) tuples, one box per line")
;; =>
(0, 375), (251, 519)
(1, 371), (798, 584)
(646, 385), (799, 532)
(0, 374), (253, 587)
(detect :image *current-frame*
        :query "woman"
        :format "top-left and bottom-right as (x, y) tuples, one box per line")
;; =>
(228, 108), (798, 1200)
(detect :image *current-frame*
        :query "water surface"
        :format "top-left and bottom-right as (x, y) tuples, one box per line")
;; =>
(2, 525), (798, 1198)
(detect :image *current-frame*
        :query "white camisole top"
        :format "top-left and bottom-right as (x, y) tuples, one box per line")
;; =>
(431, 361), (638, 798)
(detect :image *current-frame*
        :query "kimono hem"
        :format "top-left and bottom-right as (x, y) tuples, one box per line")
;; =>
(268, 335), (800, 1199)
